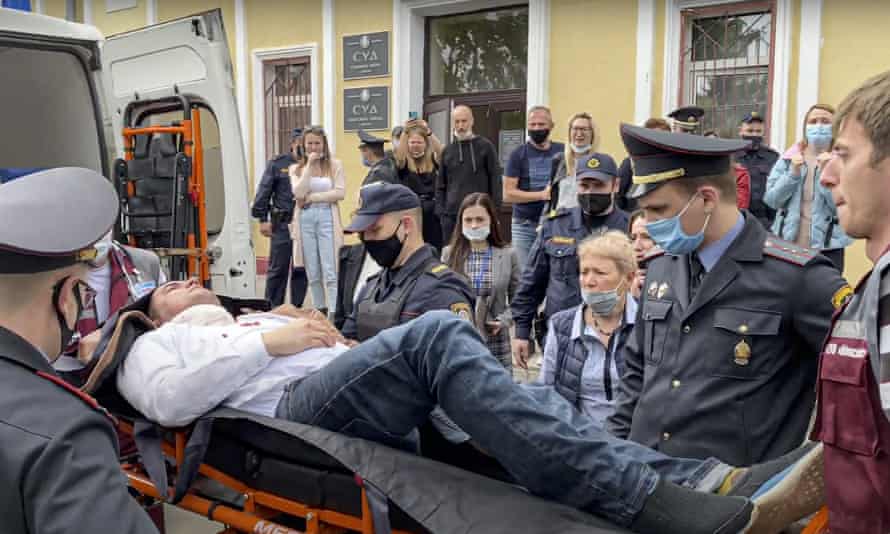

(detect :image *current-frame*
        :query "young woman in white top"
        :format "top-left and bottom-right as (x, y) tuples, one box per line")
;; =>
(290, 126), (346, 317)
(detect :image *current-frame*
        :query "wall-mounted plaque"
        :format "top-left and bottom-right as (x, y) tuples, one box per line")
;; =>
(343, 31), (389, 80)
(343, 86), (389, 131)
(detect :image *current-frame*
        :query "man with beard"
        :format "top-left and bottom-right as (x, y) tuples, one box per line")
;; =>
(437, 105), (502, 243)
(511, 153), (629, 369)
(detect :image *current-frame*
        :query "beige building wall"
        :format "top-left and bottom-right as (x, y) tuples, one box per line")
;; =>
(334, 0), (392, 222)
(87, 0), (144, 36)
(549, 0), (637, 157)
(41, 0), (67, 19)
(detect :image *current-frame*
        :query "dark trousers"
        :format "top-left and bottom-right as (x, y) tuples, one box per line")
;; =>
(440, 213), (458, 247)
(266, 228), (308, 306)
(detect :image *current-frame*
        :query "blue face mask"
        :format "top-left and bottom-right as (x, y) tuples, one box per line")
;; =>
(361, 157), (371, 168)
(806, 124), (832, 148)
(645, 193), (711, 255)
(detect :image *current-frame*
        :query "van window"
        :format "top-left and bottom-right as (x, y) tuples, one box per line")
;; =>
(0, 46), (103, 172)
(136, 106), (225, 235)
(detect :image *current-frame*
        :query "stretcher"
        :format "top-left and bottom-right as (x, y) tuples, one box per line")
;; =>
(80, 298), (632, 534)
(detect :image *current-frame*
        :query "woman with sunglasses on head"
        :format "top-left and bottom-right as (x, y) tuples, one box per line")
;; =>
(394, 118), (446, 251)
(442, 193), (520, 370)
(291, 126), (345, 318)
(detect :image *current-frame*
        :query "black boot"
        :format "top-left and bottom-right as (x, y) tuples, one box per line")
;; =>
(629, 478), (753, 534)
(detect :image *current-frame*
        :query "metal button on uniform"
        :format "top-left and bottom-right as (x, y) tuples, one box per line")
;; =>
(671, 379), (681, 389)
(682, 325), (691, 334)
(662, 432), (671, 441)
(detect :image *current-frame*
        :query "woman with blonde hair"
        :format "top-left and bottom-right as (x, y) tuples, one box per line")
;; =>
(394, 118), (445, 250)
(290, 126), (345, 318)
(538, 230), (638, 425)
(549, 112), (600, 211)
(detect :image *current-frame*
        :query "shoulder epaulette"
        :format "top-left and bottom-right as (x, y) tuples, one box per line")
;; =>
(763, 237), (817, 266)
(35, 370), (116, 423)
(428, 263), (450, 277)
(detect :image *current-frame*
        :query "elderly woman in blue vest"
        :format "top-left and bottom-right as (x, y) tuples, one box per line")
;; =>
(538, 230), (637, 425)
(764, 103), (852, 271)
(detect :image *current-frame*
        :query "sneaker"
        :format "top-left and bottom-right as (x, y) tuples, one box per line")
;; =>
(629, 478), (755, 534)
(743, 442), (825, 534)
(722, 442), (819, 498)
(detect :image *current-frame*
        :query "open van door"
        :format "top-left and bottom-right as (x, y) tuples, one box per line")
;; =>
(101, 9), (256, 298)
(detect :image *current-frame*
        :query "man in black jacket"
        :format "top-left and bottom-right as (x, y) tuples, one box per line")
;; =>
(437, 105), (502, 244)
(358, 130), (397, 186)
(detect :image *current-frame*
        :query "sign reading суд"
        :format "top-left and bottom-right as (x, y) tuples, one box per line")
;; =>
(343, 32), (389, 80)
(343, 87), (389, 131)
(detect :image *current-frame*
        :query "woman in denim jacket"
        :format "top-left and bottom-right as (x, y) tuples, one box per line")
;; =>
(765, 103), (852, 270)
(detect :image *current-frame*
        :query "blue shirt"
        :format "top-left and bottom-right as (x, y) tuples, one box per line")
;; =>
(698, 213), (745, 272)
(538, 296), (638, 426)
(506, 141), (565, 221)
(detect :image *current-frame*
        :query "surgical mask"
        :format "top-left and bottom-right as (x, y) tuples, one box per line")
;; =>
(361, 222), (404, 268)
(583, 281), (624, 317)
(645, 193), (711, 255)
(52, 277), (86, 354)
(392, 140), (400, 151)
(741, 135), (763, 151)
(529, 129), (550, 145)
(570, 143), (591, 154)
(462, 224), (490, 242)
(578, 192), (612, 215)
(361, 157), (371, 168)
(806, 124), (832, 148)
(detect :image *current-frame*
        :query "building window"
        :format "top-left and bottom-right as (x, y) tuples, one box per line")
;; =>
(680, 1), (774, 138)
(426, 6), (529, 96)
(262, 57), (312, 159)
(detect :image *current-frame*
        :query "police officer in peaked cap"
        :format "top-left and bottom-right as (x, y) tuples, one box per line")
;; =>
(0, 168), (158, 533)
(252, 127), (308, 307)
(357, 129), (397, 187)
(606, 124), (848, 467)
(668, 106), (705, 134)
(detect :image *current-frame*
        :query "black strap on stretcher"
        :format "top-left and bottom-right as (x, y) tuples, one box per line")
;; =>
(133, 418), (213, 504)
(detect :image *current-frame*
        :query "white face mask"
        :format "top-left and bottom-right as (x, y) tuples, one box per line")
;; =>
(462, 224), (490, 242)
(570, 143), (592, 154)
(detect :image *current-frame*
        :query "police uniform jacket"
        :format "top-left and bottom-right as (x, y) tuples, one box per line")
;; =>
(735, 146), (779, 228)
(0, 327), (157, 534)
(361, 155), (397, 187)
(252, 153), (297, 230)
(341, 244), (474, 341)
(606, 213), (847, 466)
(511, 207), (629, 341)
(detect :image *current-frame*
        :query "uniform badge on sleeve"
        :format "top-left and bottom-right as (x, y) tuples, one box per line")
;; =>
(450, 302), (472, 322)
(647, 281), (658, 298)
(657, 282), (669, 299)
(832, 284), (853, 310)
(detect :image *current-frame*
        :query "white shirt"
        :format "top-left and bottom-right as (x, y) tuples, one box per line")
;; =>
(353, 252), (382, 304)
(117, 311), (348, 427)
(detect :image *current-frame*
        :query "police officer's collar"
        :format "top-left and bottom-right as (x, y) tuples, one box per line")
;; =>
(694, 211), (763, 264)
(0, 325), (56, 374)
(387, 244), (435, 285)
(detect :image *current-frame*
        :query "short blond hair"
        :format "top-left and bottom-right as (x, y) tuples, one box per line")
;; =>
(835, 70), (890, 167)
(577, 230), (637, 276)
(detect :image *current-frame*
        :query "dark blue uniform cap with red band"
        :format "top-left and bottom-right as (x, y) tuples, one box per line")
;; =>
(621, 123), (750, 199)
(0, 167), (118, 273)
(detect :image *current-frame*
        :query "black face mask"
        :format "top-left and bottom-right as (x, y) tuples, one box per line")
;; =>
(578, 192), (613, 216)
(52, 277), (84, 354)
(362, 221), (404, 268)
(741, 135), (763, 151)
(528, 129), (550, 145)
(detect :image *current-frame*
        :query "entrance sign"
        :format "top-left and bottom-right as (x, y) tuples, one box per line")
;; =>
(343, 87), (389, 131)
(343, 32), (389, 80)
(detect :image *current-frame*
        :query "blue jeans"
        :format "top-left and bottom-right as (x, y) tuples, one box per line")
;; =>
(276, 311), (727, 526)
(511, 217), (538, 269)
(300, 204), (338, 311)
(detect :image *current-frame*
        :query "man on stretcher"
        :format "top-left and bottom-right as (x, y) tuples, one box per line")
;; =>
(114, 278), (820, 534)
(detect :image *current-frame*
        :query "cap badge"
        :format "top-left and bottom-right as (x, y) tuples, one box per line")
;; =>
(657, 282), (669, 299)
(647, 281), (658, 298)
(751, 112), (759, 118)
(587, 158), (600, 169)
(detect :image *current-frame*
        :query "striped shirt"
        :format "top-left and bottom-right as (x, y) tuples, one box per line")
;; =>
(877, 270), (890, 416)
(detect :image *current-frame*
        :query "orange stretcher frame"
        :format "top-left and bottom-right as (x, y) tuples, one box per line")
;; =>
(118, 421), (418, 534)
(120, 107), (210, 286)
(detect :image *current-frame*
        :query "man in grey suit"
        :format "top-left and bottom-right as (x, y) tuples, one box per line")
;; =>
(607, 124), (848, 467)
